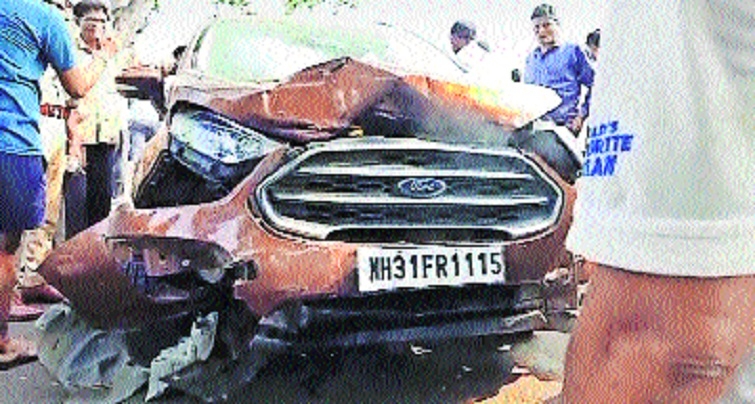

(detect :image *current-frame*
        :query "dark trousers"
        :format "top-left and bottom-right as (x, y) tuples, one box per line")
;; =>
(85, 143), (116, 228)
(64, 169), (87, 239)
(64, 143), (118, 238)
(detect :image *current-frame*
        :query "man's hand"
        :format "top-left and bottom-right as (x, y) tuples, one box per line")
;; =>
(567, 115), (585, 135)
(66, 109), (86, 166)
(95, 36), (119, 59)
(59, 35), (120, 99)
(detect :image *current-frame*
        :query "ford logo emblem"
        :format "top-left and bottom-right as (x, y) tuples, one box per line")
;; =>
(397, 178), (448, 199)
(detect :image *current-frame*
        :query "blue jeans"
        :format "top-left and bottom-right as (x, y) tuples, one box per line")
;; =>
(0, 151), (45, 233)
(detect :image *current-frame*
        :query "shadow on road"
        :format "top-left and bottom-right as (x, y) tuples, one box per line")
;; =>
(3, 320), (520, 404)
(231, 342), (516, 404)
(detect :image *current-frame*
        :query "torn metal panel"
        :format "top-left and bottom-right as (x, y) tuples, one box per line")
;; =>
(36, 304), (151, 404)
(38, 231), (194, 328)
(171, 59), (558, 145)
(146, 312), (219, 401)
(36, 305), (228, 403)
(163, 334), (288, 403)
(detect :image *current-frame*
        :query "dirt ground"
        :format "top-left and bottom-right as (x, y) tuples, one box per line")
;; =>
(479, 374), (562, 403)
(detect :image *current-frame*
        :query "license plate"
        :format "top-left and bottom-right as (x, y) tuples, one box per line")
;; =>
(357, 246), (506, 293)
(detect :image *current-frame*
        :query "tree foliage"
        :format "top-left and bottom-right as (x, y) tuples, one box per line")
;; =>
(214, 0), (250, 6)
(147, 0), (358, 13)
(284, 0), (358, 11)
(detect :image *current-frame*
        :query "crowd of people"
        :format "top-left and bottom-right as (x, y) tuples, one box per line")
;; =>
(2, 1), (755, 403)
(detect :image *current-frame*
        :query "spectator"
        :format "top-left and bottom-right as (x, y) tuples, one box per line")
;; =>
(524, 4), (594, 135)
(450, 20), (478, 54)
(584, 28), (600, 63)
(0, 0), (116, 369)
(563, 0), (755, 402)
(449, 20), (518, 85)
(449, 20), (488, 73)
(68, 0), (132, 229)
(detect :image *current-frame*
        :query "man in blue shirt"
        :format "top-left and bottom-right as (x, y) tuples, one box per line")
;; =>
(0, 0), (115, 369)
(524, 4), (594, 135)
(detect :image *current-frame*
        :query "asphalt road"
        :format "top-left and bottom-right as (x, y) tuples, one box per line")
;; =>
(0, 317), (529, 404)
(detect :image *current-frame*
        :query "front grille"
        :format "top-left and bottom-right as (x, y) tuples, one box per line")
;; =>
(255, 137), (563, 241)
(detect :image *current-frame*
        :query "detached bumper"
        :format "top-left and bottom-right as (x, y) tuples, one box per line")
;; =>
(255, 283), (543, 349)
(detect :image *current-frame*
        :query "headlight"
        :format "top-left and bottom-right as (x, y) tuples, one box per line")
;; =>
(169, 109), (282, 182)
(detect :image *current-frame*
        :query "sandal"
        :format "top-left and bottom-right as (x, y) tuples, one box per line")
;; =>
(9, 292), (44, 322)
(20, 284), (66, 305)
(0, 337), (38, 370)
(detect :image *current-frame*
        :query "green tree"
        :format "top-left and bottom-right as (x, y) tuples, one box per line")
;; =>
(213, 0), (357, 11)
(284, 0), (357, 11)
(214, 0), (250, 6)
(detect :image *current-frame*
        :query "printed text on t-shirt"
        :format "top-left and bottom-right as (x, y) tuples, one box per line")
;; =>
(583, 120), (634, 177)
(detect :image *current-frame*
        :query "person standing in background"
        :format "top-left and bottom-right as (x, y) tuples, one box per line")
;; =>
(449, 20), (519, 85)
(524, 4), (594, 136)
(68, 0), (132, 229)
(449, 20), (488, 72)
(584, 28), (600, 63)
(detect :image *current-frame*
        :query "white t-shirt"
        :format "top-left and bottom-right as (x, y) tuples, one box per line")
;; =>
(566, 0), (755, 277)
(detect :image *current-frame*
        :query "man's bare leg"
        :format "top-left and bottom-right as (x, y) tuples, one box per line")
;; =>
(0, 233), (19, 346)
(563, 262), (755, 403)
(0, 232), (37, 369)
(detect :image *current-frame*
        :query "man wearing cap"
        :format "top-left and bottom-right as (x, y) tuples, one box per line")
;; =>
(0, 0), (117, 368)
(562, 0), (755, 402)
(524, 4), (594, 135)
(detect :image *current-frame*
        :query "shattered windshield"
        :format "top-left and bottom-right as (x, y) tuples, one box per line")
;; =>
(192, 19), (464, 83)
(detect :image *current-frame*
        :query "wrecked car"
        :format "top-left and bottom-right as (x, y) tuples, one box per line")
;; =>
(37, 17), (582, 402)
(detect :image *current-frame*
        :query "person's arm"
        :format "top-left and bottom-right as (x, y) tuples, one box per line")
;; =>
(44, 5), (117, 99)
(575, 45), (594, 119)
(58, 37), (118, 99)
(59, 54), (107, 99)
(523, 54), (535, 85)
(567, 45), (595, 133)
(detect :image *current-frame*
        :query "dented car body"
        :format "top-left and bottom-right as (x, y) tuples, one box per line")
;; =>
(39, 18), (580, 400)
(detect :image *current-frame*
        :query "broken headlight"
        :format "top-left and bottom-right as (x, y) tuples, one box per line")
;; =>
(169, 109), (282, 183)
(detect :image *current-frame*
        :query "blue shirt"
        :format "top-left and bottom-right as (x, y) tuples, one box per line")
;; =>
(0, 0), (76, 156)
(524, 42), (594, 125)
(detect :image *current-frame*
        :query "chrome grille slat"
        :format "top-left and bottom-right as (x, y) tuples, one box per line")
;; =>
(297, 166), (535, 181)
(271, 193), (549, 207)
(255, 138), (563, 241)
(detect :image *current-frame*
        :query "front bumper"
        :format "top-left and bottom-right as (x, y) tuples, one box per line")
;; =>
(254, 282), (543, 349)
